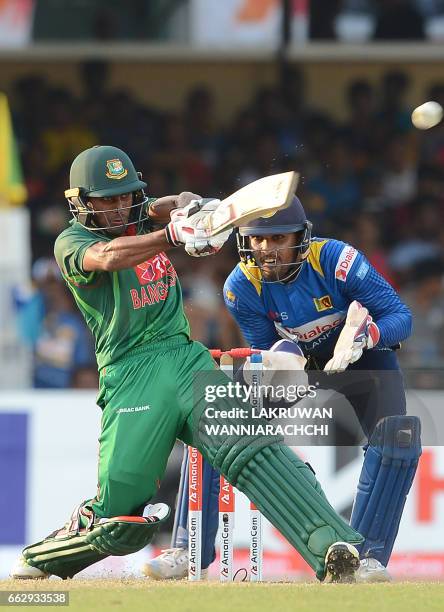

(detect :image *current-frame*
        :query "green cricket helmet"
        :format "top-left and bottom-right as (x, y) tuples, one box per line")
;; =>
(64, 145), (149, 233)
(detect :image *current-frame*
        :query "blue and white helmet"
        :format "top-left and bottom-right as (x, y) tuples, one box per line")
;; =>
(237, 196), (312, 283)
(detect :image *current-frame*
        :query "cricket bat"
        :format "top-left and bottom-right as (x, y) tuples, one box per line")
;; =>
(203, 171), (299, 236)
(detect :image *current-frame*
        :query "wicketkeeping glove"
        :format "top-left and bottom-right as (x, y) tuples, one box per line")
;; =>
(164, 199), (232, 257)
(324, 301), (380, 373)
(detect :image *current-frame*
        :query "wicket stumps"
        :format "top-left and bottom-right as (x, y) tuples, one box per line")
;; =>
(188, 445), (203, 581)
(188, 348), (264, 582)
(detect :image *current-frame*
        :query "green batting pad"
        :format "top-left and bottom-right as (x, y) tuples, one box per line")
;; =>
(23, 534), (106, 579)
(196, 382), (363, 580)
(204, 438), (363, 580)
(23, 515), (168, 579)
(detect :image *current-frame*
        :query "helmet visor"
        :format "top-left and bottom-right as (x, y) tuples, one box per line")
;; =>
(66, 189), (149, 234)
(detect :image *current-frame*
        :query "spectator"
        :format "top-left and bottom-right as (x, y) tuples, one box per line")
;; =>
(307, 136), (361, 221)
(352, 213), (398, 287)
(399, 259), (444, 368)
(376, 71), (413, 138)
(40, 88), (97, 173)
(13, 75), (50, 143)
(79, 60), (110, 102)
(238, 131), (283, 186)
(184, 85), (221, 161)
(341, 79), (378, 167)
(389, 199), (442, 284)
(379, 134), (418, 208)
(28, 166), (71, 260)
(152, 113), (213, 194)
(15, 258), (96, 388)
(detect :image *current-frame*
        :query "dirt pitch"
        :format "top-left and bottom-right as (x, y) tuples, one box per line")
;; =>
(1, 579), (444, 612)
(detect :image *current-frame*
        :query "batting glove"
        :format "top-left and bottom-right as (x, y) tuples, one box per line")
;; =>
(324, 301), (380, 373)
(165, 199), (232, 257)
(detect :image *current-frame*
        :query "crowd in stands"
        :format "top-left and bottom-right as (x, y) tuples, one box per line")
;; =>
(9, 62), (444, 387)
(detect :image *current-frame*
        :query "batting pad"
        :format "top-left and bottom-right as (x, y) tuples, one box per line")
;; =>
(350, 415), (421, 567)
(202, 435), (363, 580)
(24, 506), (170, 579)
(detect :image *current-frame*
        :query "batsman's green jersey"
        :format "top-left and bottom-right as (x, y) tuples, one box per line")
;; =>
(54, 219), (190, 370)
(54, 216), (215, 517)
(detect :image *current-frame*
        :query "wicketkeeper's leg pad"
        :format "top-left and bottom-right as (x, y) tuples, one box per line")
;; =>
(199, 425), (363, 580)
(23, 503), (170, 579)
(350, 415), (421, 567)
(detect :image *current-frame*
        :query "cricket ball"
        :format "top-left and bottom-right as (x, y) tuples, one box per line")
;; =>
(411, 101), (443, 130)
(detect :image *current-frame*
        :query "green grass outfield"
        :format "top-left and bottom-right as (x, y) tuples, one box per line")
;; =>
(1, 580), (444, 612)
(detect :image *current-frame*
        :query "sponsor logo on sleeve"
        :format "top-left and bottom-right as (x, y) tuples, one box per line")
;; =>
(356, 261), (370, 280)
(335, 245), (358, 282)
(313, 295), (333, 312)
(225, 289), (238, 308)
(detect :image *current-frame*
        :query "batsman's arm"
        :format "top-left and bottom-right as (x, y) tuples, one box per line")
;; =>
(83, 192), (204, 271)
(148, 192), (201, 224)
(83, 230), (172, 272)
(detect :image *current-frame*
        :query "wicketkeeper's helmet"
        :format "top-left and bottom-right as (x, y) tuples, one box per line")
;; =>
(237, 196), (312, 283)
(64, 145), (149, 232)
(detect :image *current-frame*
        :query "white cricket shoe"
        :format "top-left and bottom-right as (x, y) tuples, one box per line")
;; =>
(142, 548), (208, 581)
(356, 558), (392, 583)
(324, 542), (360, 583)
(10, 556), (50, 580)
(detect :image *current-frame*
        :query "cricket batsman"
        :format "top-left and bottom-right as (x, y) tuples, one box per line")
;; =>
(146, 196), (421, 583)
(11, 146), (364, 583)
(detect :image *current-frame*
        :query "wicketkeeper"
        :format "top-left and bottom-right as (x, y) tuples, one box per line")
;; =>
(146, 196), (421, 583)
(11, 146), (363, 583)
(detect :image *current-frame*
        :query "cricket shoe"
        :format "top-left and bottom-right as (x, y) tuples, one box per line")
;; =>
(10, 556), (50, 580)
(142, 548), (208, 581)
(323, 542), (360, 583)
(356, 558), (392, 583)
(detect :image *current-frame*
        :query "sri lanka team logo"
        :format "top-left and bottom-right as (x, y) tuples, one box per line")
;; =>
(106, 158), (128, 179)
(313, 295), (333, 312)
